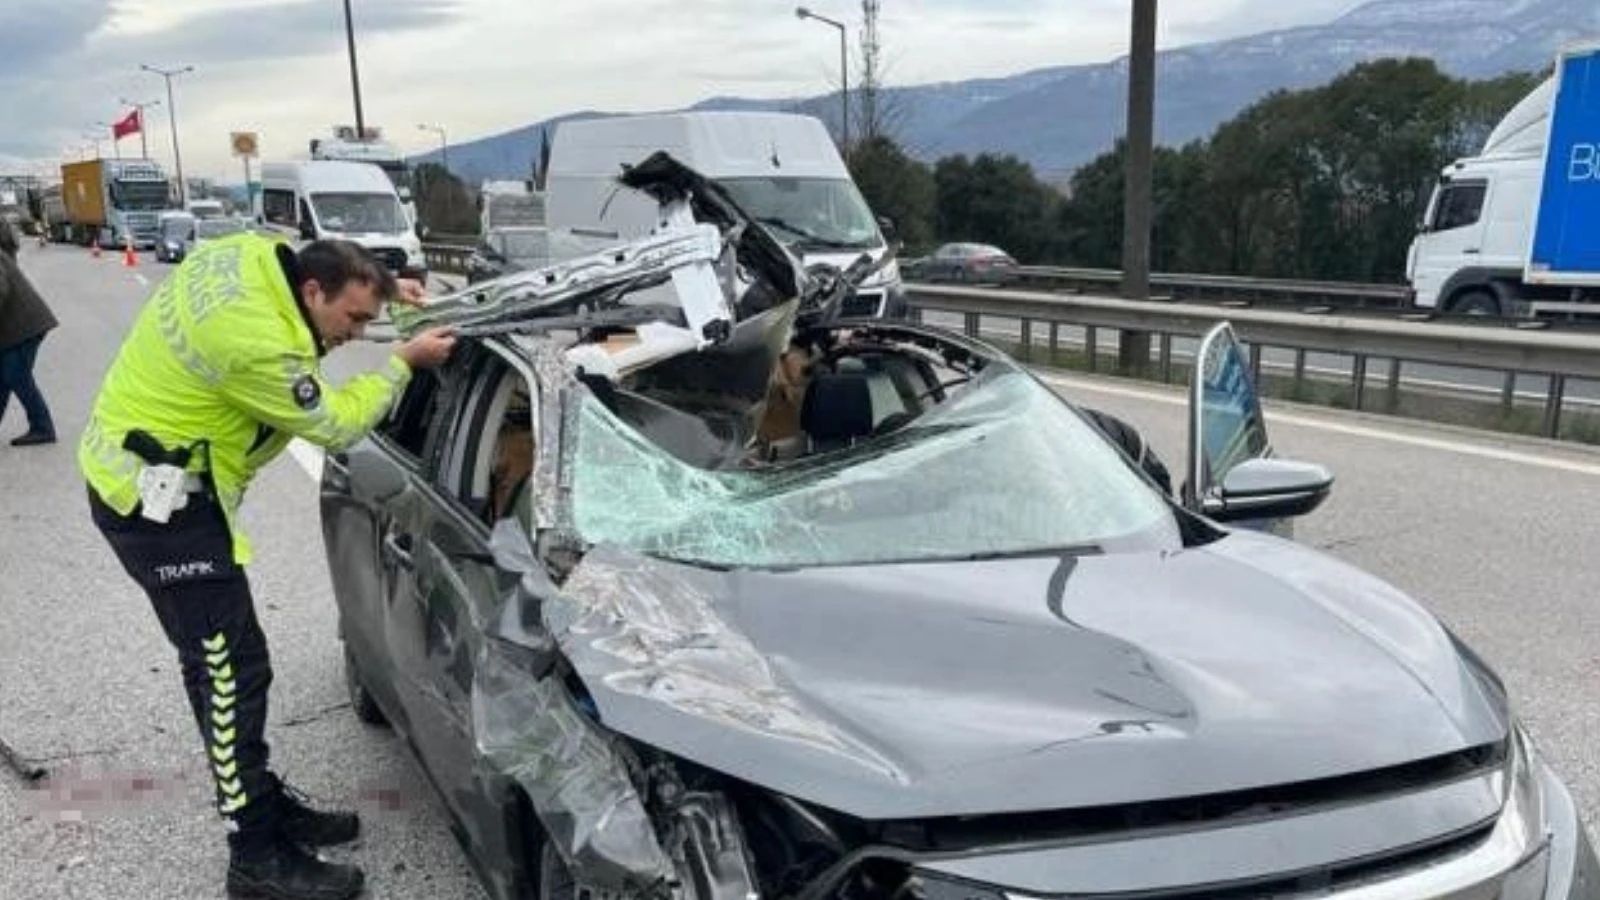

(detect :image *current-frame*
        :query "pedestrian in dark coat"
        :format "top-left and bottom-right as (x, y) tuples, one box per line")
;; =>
(0, 223), (59, 445)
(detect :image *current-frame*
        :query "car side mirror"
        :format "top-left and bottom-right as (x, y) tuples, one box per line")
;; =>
(877, 215), (898, 242)
(416, 222), (431, 241)
(1201, 458), (1333, 524)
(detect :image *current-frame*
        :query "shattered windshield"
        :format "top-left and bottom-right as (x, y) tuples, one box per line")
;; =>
(569, 368), (1180, 568)
(310, 192), (407, 234)
(717, 177), (881, 251)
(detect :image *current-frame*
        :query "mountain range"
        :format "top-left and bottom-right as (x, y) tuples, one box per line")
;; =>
(414, 0), (1600, 185)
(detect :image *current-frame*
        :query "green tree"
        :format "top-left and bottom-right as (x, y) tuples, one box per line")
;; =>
(848, 135), (936, 252)
(412, 163), (477, 235)
(934, 153), (1062, 262)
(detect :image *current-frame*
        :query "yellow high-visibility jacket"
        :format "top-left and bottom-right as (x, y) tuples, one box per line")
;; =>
(79, 232), (411, 564)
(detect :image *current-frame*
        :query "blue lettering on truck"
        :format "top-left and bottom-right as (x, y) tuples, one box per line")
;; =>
(1531, 46), (1600, 277)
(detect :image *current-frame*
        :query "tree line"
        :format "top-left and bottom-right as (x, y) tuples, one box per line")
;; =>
(848, 58), (1544, 283)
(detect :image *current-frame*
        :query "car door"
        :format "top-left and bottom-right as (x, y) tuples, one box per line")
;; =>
(1184, 322), (1331, 539)
(385, 343), (537, 827)
(320, 368), (447, 731)
(1409, 177), (1490, 311)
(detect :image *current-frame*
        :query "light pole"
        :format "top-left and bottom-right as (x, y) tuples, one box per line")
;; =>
(418, 124), (449, 227)
(343, 0), (366, 137)
(141, 64), (194, 208)
(84, 131), (107, 160)
(118, 96), (162, 159)
(95, 122), (122, 160)
(796, 6), (849, 154)
(1119, 0), (1157, 375)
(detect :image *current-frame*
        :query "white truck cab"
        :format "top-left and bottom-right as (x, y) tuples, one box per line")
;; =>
(256, 160), (428, 282)
(545, 112), (906, 318)
(1408, 42), (1600, 318)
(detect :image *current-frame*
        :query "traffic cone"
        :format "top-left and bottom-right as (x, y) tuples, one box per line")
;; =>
(122, 237), (137, 268)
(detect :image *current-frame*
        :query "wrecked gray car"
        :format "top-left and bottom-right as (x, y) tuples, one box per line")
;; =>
(319, 154), (1600, 900)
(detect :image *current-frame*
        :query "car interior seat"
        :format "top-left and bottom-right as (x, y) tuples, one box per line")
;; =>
(800, 372), (877, 453)
(489, 405), (536, 524)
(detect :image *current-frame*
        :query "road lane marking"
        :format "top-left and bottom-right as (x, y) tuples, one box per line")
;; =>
(288, 440), (323, 482)
(132, 273), (148, 287)
(1036, 371), (1600, 478)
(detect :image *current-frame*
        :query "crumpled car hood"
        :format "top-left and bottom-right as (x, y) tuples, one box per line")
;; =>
(546, 531), (1508, 820)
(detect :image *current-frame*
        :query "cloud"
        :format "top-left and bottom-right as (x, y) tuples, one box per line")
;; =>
(0, 0), (465, 162)
(0, 1), (114, 78)
(2, 0), (1360, 183)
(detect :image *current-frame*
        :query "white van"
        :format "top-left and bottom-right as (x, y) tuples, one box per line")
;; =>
(545, 112), (905, 318)
(256, 160), (428, 282)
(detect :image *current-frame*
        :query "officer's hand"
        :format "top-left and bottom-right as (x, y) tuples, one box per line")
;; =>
(392, 278), (429, 308)
(397, 327), (457, 370)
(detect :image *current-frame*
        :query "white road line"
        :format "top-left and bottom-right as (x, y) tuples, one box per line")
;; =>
(132, 273), (148, 287)
(1036, 371), (1600, 478)
(287, 439), (323, 482)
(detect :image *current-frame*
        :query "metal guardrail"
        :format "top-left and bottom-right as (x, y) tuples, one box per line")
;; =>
(905, 284), (1600, 438)
(1007, 266), (1414, 310)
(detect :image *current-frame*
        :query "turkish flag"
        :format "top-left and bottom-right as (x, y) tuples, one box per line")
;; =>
(112, 108), (141, 140)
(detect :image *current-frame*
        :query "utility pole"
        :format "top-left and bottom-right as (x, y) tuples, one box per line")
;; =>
(860, 0), (881, 141)
(796, 7), (849, 154)
(1119, 0), (1157, 375)
(141, 64), (193, 208)
(343, 0), (366, 137)
(119, 97), (162, 160)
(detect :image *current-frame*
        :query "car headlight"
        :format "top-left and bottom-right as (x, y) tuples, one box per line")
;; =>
(1496, 724), (1556, 899)
(871, 258), (901, 287)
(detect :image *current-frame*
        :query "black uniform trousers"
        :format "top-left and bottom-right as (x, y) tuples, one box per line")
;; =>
(88, 485), (284, 850)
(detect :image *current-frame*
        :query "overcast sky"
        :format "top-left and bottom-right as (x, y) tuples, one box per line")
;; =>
(0, 0), (1361, 183)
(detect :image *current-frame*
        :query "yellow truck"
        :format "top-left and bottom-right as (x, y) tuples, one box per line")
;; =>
(58, 158), (177, 249)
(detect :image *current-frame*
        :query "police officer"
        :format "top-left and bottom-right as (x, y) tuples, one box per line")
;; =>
(78, 232), (455, 899)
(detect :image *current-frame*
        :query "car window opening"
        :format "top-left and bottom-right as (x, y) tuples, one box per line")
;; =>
(561, 324), (1187, 570)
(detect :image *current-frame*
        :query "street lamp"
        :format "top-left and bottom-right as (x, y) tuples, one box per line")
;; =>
(418, 123), (449, 226)
(82, 132), (105, 160)
(140, 63), (194, 208)
(118, 96), (162, 159)
(343, 0), (366, 137)
(796, 6), (849, 153)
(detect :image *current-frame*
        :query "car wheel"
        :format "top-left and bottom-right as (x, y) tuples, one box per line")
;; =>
(343, 644), (388, 727)
(1450, 289), (1502, 317)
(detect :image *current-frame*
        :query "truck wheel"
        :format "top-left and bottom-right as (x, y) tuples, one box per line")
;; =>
(1450, 290), (1502, 317)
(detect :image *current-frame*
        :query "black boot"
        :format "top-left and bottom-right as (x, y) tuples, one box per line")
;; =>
(278, 780), (361, 847)
(226, 836), (365, 900)
(10, 431), (55, 447)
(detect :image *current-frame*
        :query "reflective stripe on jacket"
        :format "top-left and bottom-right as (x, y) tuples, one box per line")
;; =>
(78, 232), (411, 565)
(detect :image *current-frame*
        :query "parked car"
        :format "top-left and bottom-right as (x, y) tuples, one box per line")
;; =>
(914, 242), (1020, 284)
(318, 154), (1600, 900)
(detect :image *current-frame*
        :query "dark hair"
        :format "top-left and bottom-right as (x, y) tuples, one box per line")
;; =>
(296, 239), (395, 302)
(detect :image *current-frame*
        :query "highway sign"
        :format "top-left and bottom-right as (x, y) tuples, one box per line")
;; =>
(1529, 42), (1600, 283)
(231, 131), (259, 158)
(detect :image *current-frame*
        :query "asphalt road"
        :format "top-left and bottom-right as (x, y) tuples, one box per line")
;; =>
(4, 246), (1599, 898)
